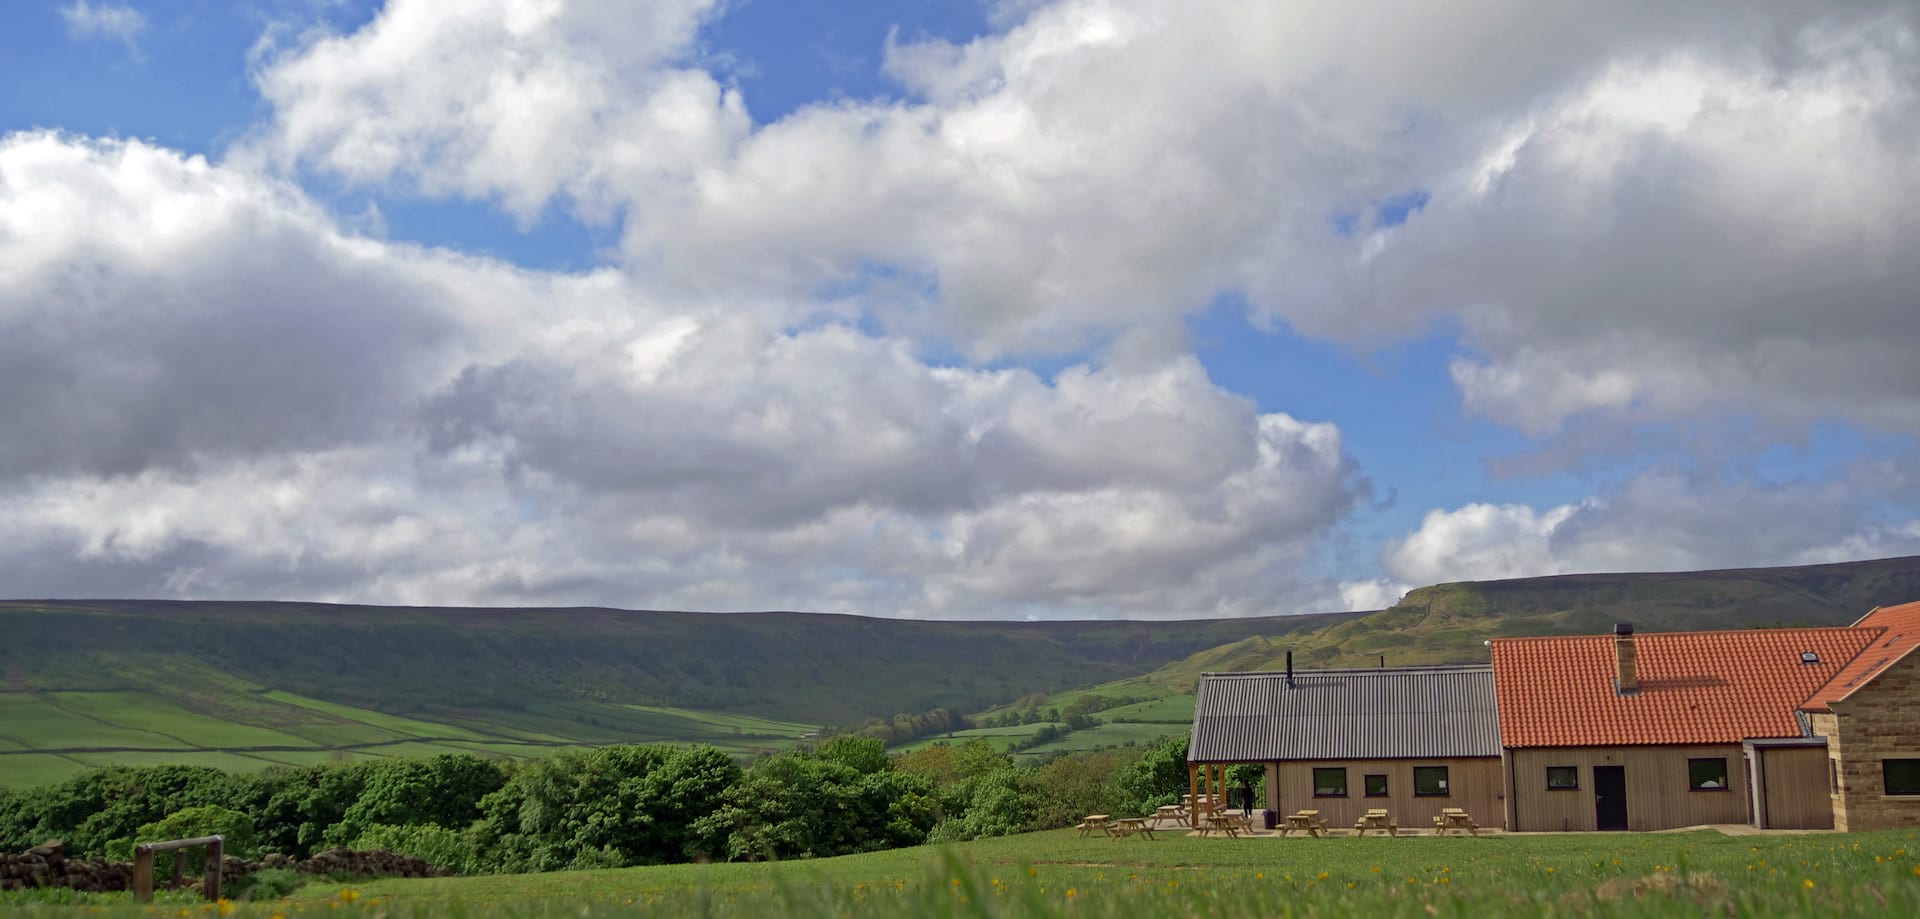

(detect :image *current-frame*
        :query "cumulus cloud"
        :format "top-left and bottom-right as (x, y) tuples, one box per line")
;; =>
(1379, 464), (1920, 586)
(249, 0), (743, 221)
(17, 0), (1920, 615)
(0, 132), (457, 477)
(61, 1), (145, 51)
(251, 0), (1920, 405)
(1342, 23), (1920, 436)
(0, 131), (1366, 617)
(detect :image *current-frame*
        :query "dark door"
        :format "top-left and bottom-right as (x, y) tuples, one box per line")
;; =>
(1594, 765), (1628, 831)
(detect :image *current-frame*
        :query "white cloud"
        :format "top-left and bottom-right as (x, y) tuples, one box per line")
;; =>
(1336, 578), (1410, 612)
(248, 0), (742, 221)
(0, 131), (1366, 617)
(1381, 503), (1583, 586)
(20, 0), (1920, 614)
(1380, 464), (1920, 586)
(249, 0), (1920, 442)
(61, 1), (146, 51)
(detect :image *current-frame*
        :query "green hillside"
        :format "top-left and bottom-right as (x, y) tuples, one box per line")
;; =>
(8, 554), (1919, 789)
(0, 600), (1352, 788)
(940, 554), (1920, 760)
(1165, 553), (1920, 682)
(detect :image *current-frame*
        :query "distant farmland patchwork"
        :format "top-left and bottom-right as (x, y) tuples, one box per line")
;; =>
(0, 686), (813, 789)
(9, 554), (1920, 788)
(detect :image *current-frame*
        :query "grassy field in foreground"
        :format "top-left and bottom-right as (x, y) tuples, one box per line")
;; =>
(14, 827), (1920, 918)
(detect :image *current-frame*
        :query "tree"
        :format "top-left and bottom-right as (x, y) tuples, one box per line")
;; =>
(693, 744), (935, 862)
(1024, 749), (1134, 830)
(108, 804), (257, 861)
(254, 762), (374, 857)
(324, 754), (506, 847)
(472, 744), (739, 871)
(1116, 735), (1189, 814)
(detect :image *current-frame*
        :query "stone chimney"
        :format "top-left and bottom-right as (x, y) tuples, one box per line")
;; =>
(1614, 622), (1639, 695)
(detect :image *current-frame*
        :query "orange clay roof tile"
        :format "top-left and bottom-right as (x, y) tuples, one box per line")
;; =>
(1490, 627), (1880, 748)
(1803, 600), (1920, 712)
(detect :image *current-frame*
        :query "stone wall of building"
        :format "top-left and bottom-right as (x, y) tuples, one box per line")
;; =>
(1827, 651), (1920, 832)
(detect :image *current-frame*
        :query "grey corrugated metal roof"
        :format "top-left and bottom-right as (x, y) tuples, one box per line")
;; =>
(1189, 665), (1500, 762)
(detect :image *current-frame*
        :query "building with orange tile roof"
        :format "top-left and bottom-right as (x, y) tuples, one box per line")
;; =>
(1187, 599), (1920, 834)
(1802, 600), (1920, 830)
(1490, 623), (1878, 831)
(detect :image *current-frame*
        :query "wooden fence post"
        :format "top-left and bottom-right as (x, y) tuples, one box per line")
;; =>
(132, 845), (154, 903)
(204, 837), (222, 901)
(128, 835), (225, 903)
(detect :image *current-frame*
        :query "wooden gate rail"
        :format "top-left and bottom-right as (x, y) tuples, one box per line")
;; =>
(131, 835), (223, 902)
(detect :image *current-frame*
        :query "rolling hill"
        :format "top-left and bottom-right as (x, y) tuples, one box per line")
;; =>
(0, 600), (1356, 788)
(8, 554), (1920, 788)
(950, 554), (1920, 762)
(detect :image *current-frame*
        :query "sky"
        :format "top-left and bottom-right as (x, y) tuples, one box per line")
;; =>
(3, 0), (1919, 619)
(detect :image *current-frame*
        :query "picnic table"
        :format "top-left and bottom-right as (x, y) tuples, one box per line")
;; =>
(1153, 804), (1189, 828)
(1075, 814), (1112, 838)
(1107, 817), (1156, 839)
(1353, 808), (1397, 837)
(1433, 808), (1479, 836)
(1197, 813), (1244, 838)
(1280, 809), (1327, 837)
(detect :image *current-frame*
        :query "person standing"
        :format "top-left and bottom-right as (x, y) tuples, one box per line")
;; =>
(1239, 780), (1256, 814)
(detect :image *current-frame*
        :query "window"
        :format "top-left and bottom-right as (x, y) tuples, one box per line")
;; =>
(1688, 757), (1729, 791)
(1885, 759), (1920, 796)
(1313, 767), (1348, 797)
(1413, 766), (1450, 797)
(1546, 765), (1579, 790)
(1364, 773), (1388, 797)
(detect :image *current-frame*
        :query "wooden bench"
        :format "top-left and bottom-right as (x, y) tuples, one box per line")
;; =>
(1280, 809), (1327, 837)
(1106, 817), (1157, 839)
(1354, 808), (1398, 836)
(1153, 804), (1189, 828)
(1075, 814), (1112, 838)
(1433, 808), (1479, 836)
(1197, 813), (1243, 838)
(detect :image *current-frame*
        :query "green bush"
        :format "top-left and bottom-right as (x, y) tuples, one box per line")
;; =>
(228, 868), (306, 901)
(106, 804), (257, 861)
(350, 823), (474, 874)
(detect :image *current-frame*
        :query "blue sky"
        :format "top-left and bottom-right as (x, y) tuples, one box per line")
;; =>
(2, 1), (1917, 617)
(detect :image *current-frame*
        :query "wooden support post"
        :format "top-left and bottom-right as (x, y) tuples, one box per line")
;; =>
(204, 837), (223, 901)
(132, 846), (154, 903)
(129, 835), (225, 903)
(1188, 762), (1198, 820)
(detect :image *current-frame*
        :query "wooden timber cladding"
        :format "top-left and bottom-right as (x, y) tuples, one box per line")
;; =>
(1748, 742), (1834, 830)
(1507, 746), (1751, 833)
(1265, 758), (1503, 830)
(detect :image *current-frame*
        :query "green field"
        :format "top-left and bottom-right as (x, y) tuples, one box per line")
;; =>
(281, 827), (1920, 917)
(12, 827), (1920, 917)
(0, 686), (815, 790)
(1010, 722), (1183, 761)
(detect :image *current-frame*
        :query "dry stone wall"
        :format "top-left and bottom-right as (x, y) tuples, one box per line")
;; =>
(0, 842), (450, 893)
